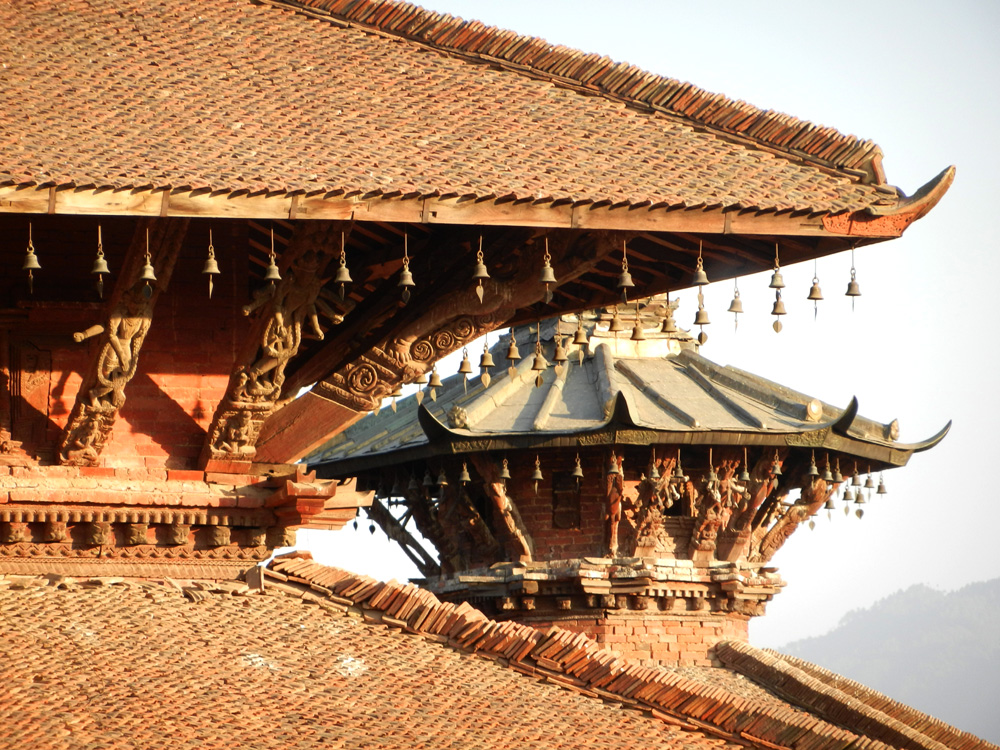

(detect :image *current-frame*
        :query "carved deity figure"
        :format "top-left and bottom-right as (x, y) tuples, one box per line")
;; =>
(606, 454), (626, 556)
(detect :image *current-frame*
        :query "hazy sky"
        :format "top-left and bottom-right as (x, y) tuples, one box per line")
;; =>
(297, 0), (1000, 648)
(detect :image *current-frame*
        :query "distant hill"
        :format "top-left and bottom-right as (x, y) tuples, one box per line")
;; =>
(781, 579), (1000, 744)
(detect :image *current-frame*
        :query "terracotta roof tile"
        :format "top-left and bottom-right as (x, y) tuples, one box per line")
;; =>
(0, 0), (895, 216)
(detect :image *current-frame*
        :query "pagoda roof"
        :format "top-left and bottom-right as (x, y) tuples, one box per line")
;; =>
(0, 556), (990, 750)
(308, 316), (949, 476)
(0, 0), (951, 226)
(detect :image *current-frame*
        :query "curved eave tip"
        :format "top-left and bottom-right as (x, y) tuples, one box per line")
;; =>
(870, 165), (955, 222)
(417, 402), (454, 442)
(900, 420), (952, 453)
(830, 397), (859, 436)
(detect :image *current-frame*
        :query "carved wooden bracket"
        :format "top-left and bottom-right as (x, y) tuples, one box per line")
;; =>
(202, 223), (345, 467)
(470, 453), (533, 562)
(58, 218), (190, 466)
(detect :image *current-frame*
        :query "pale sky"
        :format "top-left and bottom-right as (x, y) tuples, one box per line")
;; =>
(296, 0), (1000, 648)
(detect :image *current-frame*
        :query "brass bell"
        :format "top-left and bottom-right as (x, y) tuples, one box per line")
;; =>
(769, 268), (785, 290)
(771, 452), (782, 476)
(472, 258), (490, 280)
(846, 261), (861, 313)
(876, 475), (887, 495)
(428, 367), (443, 389)
(265, 227), (281, 282)
(630, 320), (645, 341)
(479, 345), (495, 370)
(334, 257), (352, 285)
(538, 259), (557, 285)
(399, 266), (415, 288)
(617, 269), (634, 291)
(832, 460), (843, 484)
(607, 455), (621, 475)
(851, 468), (862, 487)
(572, 319), (589, 346)
(706, 467), (718, 484)
(608, 310), (625, 333)
(500, 459), (511, 481)
(864, 473), (875, 490)
(649, 454), (659, 480)
(855, 491), (866, 505)
(771, 291), (786, 317)
(436, 469), (448, 487)
(807, 278), (823, 301)
(571, 455), (584, 480)
(531, 348), (548, 372)
(505, 337), (521, 362)
(415, 371), (429, 386)
(407, 475), (420, 492)
(531, 457), (544, 482)
(22, 245), (41, 271)
(459, 463), (472, 484)
(202, 253), (220, 276)
(661, 307), (678, 333)
(459, 348), (473, 374)
(263, 257), (281, 281)
(824, 496), (836, 511)
(693, 307), (710, 326)
(727, 290), (743, 315)
(553, 338), (569, 364)
(843, 486), (854, 503)
(807, 454), (819, 477)
(822, 463), (834, 483)
(739, 466), (751, 483)
(692, 251), (709, 286)
(202, 229), (220, 299)
(92, 225), (110, 299)
(92, 252), (111, 276)
(139, 256), (157, 283)
(422, 469), (435, 488)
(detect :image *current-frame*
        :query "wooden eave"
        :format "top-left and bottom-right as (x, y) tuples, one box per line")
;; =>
(0, 182), (946, 240)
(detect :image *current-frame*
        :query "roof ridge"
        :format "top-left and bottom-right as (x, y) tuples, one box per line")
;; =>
(266, 555), (898, 750)
(716, 641), (996, 750)
(272, 0), (885, 183)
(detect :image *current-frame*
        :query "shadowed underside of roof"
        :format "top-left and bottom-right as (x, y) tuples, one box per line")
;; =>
(4, 558), (990, 750)
(0, 0), (913, 217)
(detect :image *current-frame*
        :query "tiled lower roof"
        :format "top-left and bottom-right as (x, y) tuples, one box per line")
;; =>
(1, 558), (991, 750)
(0, 0), (896, 216)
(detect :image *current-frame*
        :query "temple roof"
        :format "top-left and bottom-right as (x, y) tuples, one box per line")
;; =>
(0, 556), (990, 750)
(308, 315), (949, 475)
(0, 0), (949, 221)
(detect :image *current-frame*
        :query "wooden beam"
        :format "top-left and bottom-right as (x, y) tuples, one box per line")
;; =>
(0, 184), (907, 239)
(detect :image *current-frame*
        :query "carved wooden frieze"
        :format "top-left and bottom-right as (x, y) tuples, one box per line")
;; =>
(205, 227), (344, 462)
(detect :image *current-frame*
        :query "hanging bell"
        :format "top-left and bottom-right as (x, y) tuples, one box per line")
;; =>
(531, 457), (544, 482)
(538, 258), (557, 285)
(607, 455), (621, 475)
(706, 466), (718, 484)
(771, 291), (787, 317)
(531, 346), (548, 373)
(824, 496), (835, 511)
(769, 268), (785, 290)
(459, 463), (471, 484)
(739, 465), (751, 483)
(201, 253), (220, 276)
(876, 475), (887, 495)
(500, 459), (512, 481)
(436, 469), (448, 487)
(649, 461), (659, 480)
(202, 229), (220, 299)
(553, 338), (569, 365)
(479, 344), (495, 370)
(571, 455), (584, 480)
(572, 319), (589, 346)
(91, 225), (110, 299)
(399, 265), (415, 289)
(472, 238), (490, 303)
(661, 306), (678, 333)
(692, 256), (709, 286)
(727, 290), (744, 315)
(851, 468), (862, 487)
(855, 490), (867, 505)
(617, 268), (634, 297)
(458, 348), (473, 374)
(846, 269), (861, 298)
(693, 306), (710, 326)
(407, 475), (420, 493)
(630, 320), (646, 341)
(263, 256), (281, 281)
(832, 460), (843, 484)
(822, 464), (834, 483)
(22, 244), (41, 272)
(139, 256), (157, 283)
(608, 310), (626, 333)
(771, 453), (782, 476)
(415, 371), (429, 386)
(334, 257), (352, 285)
(422, 469), (435, 488)
(807, 455), (819, 477)
(505, 337), (521, 362)
(428, 367), (443, 389)
(807, 278), (823, 301)
(843, 486), (855, 503)
(864, 473), (875, 490)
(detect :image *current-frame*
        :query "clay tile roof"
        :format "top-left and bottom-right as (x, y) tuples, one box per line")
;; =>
(3, 561), (993, 750)
(0, 0), (904, 215)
